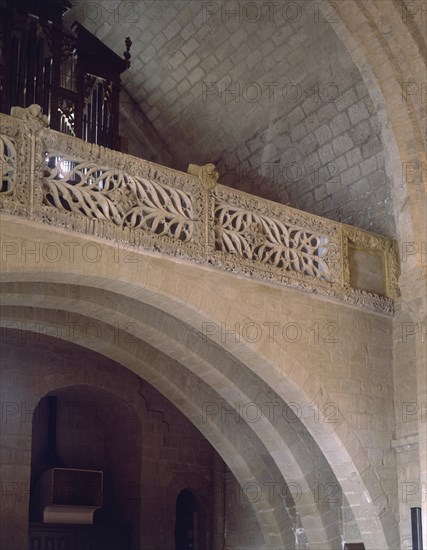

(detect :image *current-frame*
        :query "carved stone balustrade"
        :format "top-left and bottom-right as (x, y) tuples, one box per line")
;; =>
(0, 106), (400, 314)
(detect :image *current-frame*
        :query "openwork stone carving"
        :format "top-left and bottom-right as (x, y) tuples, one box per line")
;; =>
(0, 135), (16, 194)
(0, 109), (401, 314)
(44, 157), (194, 241)
(215, 203), (332, 281)
(0, 115), (34, 213)
(211, 185), (344, 289)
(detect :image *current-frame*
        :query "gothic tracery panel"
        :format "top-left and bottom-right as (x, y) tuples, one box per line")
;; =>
(215, 202), (332, 281)
(0, 135), (16, 194)
(44, 156), (194, 242)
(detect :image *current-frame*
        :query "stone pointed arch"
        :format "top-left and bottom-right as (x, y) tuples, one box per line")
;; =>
(322, 3), (426, 546)
(1, 305), (295, 549)
(0, 215), (399, 548)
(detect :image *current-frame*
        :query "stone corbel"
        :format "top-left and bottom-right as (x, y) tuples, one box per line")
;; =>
(187, 163), (219, 191)
(11, 104), (49, 130)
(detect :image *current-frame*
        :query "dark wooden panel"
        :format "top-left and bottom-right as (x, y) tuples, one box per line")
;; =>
(91, 88), (97, 145)
(97, 82), (103, 146)
(17, 24), (28, 106)
(42, 57), (51, 115)
(0, 8), (14, 113)
(9, 36), (19, 111)
(35, 37), (45, 107)
(1, 2), (130, 150)
(28, 522), (131, 550)
(26, 18), (37, 105)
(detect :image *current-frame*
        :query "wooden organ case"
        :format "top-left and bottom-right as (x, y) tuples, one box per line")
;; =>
(0, 0), (131, 150)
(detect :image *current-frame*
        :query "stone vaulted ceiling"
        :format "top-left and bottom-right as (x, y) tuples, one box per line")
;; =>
(67, 0), (396, 237)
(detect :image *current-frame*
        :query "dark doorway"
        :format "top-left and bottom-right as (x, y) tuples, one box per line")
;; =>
(28, 386), (141, 549)
(175, 489), (199, 550)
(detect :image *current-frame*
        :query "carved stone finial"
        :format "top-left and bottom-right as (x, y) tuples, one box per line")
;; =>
(10, 104), (49, 128)
(187, 163), (219, 191)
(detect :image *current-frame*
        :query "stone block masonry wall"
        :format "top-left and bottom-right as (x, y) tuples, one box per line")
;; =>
(2, 0), (425, 545)
(119, 88), (174, 167)
(221, 70), (392, 235)
(29, 387), (143, 547)
(391, 269), (426, 549)
(67, 0), (395, 237)
(0, 217), (403, 547)
(0, 332), (261, 550)
(224, 467), (267, 550)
